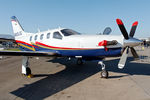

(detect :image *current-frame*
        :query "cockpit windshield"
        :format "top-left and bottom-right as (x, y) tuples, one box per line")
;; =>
(61, 29), (81, 36)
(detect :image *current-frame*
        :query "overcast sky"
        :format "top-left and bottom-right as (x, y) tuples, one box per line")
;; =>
(0, 0), (150, 38)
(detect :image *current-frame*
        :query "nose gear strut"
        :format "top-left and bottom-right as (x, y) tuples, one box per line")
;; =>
(98, 61), (108, 78)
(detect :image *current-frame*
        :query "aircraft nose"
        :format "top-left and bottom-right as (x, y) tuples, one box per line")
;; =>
(124, 37), (142, 47)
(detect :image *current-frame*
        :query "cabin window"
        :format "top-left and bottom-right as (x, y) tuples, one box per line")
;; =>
(34, 35), (38, 40)
(53, 32), (62, 39)
(40, 34), (44, 40)
(47, 33), (50, 39)
(30, 36), (32, 41)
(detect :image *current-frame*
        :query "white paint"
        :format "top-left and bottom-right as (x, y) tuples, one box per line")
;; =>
(22, 56), (29, 74)
(11, 16), (124, 50)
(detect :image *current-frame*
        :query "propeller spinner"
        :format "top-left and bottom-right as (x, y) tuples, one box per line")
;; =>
(116, 19), (142, 69)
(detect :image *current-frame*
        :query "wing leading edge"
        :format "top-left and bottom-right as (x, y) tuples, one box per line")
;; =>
(0, 51), (61, 57)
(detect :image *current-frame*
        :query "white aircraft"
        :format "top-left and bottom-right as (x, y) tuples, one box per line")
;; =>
(0, 16), (142, 78)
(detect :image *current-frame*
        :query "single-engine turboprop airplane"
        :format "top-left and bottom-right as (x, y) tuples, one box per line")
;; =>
(0, 16), (142, 78)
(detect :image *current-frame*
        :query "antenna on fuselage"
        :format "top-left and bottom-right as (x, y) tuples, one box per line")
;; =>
(37, 28), (40, 33)
(58, 26), (61, 30)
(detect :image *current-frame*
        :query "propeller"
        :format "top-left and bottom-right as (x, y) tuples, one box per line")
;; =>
(118, 47), (129, 69)
(116, 19), (142, 69)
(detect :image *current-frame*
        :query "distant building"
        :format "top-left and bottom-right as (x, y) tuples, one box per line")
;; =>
(139, 37), (150, 47)
(0, 34), (18, 49)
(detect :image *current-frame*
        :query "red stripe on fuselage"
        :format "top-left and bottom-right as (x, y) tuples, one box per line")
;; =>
(35, 42), (94, 50)
(15, 40), (100, 50)
(16, 40), (36, 48)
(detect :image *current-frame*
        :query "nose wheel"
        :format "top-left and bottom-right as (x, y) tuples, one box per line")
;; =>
(98, 61), (109, 78)
(101, 70), (108, 78)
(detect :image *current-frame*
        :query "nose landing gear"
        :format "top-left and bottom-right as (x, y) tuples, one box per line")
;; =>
(98, 61), (109, 78)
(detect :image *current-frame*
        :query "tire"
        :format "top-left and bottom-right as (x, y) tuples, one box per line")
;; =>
(26, 67), (31, 75)
(77, 59), (83, 65)
(101, 70), (108, 78)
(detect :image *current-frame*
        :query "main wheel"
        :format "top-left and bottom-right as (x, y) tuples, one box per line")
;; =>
(25, 67), (34, 78)
(101, 70), (109, 78)
(77, 59), (83, 65)
(26, 67), (31, 75)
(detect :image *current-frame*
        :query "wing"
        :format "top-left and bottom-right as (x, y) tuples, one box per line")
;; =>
(0, 51), (61, 57)
(0, 34), (61, 57)
(0, 34), (15, 42)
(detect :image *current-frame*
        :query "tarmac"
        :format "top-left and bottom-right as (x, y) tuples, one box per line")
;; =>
(0, 46), (150, 100)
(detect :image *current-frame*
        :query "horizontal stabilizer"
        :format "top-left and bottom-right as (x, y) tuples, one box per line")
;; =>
(0, 34), (15, 42)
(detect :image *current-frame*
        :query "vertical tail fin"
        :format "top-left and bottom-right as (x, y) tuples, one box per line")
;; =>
(11, 16), (24, 37)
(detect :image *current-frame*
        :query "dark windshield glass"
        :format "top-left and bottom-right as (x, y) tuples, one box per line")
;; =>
(53, 32), (62, 39)
(61, 29), (80, 36)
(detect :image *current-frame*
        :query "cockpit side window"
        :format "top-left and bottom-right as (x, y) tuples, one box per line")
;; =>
(61, 29), (80, 36)
(53, 32), (62, 39)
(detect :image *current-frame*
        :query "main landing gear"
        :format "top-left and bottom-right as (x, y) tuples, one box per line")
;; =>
(76, 58), (83, 65)
(98, 61), (109, 78)
(22, 56), (33, 78)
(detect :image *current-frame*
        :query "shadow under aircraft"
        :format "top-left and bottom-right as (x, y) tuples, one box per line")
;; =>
(11, 57), (150, 100)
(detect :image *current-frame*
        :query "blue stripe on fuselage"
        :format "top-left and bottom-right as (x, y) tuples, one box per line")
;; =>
(19, 44), (122, 57)
(58, 48), (122, 57)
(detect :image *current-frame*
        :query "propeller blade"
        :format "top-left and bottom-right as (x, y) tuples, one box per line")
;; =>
(116, 19), (129, 39)
(118, 47), (129, 69)
(130, 47), (139, 59)
(129, 21), (138, 37)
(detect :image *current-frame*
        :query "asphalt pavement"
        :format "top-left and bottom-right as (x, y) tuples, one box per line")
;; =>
(0, 46), (150, 100)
